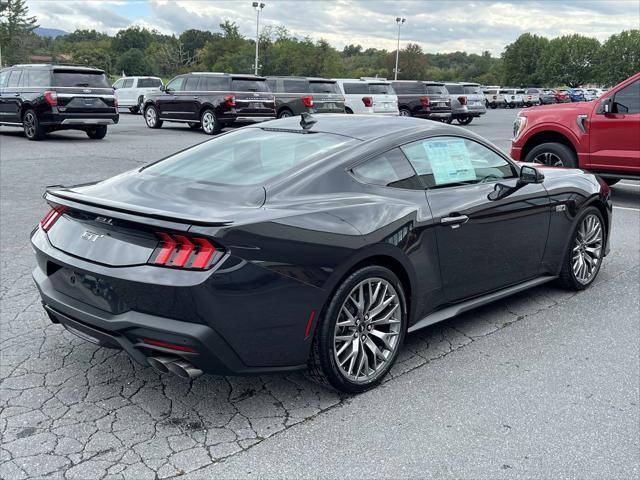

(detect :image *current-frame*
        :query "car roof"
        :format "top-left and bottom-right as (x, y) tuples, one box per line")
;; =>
(249, 113), (476, 142)
(266, 76), (335, 82)
(188, 72), (267, 80)
(10, 64), (104, 73)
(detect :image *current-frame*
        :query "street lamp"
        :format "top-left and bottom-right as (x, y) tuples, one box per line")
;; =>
(252, 2), (265, 75)
(394, 17), (406, 81)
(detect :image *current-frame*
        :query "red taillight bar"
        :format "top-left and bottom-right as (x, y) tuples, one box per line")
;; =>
(142, 338), (197, 353)
(152, 232), (218, 270)
(40, 205), (67, 232)
(458, 96), (467, 106)
(302, 95), (314, 108)
(362, 96), (373, 107)
(44, 90), (58, 107)
(420, 96), (430, 108)
(225, 95), (236, 107)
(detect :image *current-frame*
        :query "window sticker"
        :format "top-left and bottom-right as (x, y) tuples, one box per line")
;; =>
(423, 139), (476, 185)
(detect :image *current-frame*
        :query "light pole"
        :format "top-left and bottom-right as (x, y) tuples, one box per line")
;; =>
(394, 17), (406, 80)
(252, 2), (265, 75)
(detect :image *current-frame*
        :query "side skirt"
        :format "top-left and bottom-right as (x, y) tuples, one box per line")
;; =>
(408, 275), (557, 333)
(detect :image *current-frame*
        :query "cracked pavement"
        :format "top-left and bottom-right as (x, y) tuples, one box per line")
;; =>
(1, 111), (639, 479)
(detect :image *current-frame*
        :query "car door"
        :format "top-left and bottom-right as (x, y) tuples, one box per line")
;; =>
(401, 136), (551, 302)
(588, 79), (640, 174)
(174, 75), (201, 120)
(157, 76), (185, 118)
(0, 69), (12, 123)
(1, 69), (24, 124)
(120, 78), (134, 105)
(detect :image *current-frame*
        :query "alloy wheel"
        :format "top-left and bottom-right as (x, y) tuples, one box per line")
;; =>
(145, 107), (157, 127)
(333, 278), (402, 384)
(23, 112), (36, 138)
(399, 109), (411, 117)
(572, 214), (603, 284)
(202, 111), (216, 134)
(533, 151), (564, 167)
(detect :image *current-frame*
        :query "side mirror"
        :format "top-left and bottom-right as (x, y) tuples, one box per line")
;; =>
(159, 85), (166, 92)
(598, 97), (612, 114)
(519, 165), (544, 184)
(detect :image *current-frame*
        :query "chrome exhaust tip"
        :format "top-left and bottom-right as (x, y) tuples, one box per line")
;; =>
(166, 359), (203, 379)
(147, 356), (177, 374)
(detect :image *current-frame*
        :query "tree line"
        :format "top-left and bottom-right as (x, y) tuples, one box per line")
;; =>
(1, 0), (637, 87)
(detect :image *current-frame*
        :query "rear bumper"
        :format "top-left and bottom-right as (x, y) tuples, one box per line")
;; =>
(41, 112), (119, 127)
(228, 115), (275, 125)
(426, 111), (451, 119)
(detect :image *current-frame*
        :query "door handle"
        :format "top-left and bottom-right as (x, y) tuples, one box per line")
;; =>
(441, 215), (469, 228)
(13, 93), (20, 96)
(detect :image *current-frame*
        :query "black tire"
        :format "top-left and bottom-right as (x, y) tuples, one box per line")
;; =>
(444, 116), (453, 124)
(144, 105), (163, 129)
(22, 109), (46, 141)
(490, 103), (497, 109)
(457, 116), (473, 125)
(307, 265), (407, 394)
(200, 109), (221, 135)
(86, 125), (107, 139)
(345, 107), (354, 114)
(128, 106), (139, 114)
(524, 142), (577, 168)
(557, 206), (605, 291)
(188, 122), (201, 130)
(603, 178), (620, 186)
(277, 108), (294, 118)
(399, 108), (412, 117)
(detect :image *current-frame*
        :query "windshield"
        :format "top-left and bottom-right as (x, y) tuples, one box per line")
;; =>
(445, 84), (464, 94)
(309, 81), (340, 94)
(231, 79), (268, 92)
(368, 83), (394, 95)
(144, 128), (357, 186)
(426, 85), (446, 95)
(52, 70), (110, 88)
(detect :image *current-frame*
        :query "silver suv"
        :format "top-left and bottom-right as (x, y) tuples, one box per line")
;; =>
(444, 82), (487, 125)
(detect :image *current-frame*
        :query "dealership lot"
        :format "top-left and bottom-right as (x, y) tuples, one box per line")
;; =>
(0, 110), (638, 479)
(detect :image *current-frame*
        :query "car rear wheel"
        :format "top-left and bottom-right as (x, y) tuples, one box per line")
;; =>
(399, 108), (412, 117)
(308, 265), (406, 393)
(558, 207), (605, 290)
(23, 110), (46, 141)
(201, 109), (221, 135)
(86, 126), (107, 139)
(457, 116), (473, 125)
(144, 105), (163, 129)
(278, 109), (293, 118)
(345, 107), (353, 114)
(525, 142), (577, 168)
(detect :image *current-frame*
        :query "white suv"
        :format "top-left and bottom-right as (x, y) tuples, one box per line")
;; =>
(333, 78), (398, 115)
(112, 76), (163, 113)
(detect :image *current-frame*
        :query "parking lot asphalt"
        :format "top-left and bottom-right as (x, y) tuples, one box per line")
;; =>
(1, 109), (638, 479)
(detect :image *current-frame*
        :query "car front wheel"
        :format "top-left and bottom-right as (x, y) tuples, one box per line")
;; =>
(144, 105), (163, 129)
(23, 110), (46, 140)
(525, 142), (577, 168)
(558, 207), (605, 290)
(308, 265), (407, 393)
(86, 126), (107, 139)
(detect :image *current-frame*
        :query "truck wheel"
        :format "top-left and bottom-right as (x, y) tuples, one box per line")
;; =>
(278, 109), (294, 118)
(399, 108), (412, 117)
(345, 107), (354, 114)
(144, 105), (163, 129)
(23, 110), (46, 141)
(86, 126), (107, 139)
(525, 142), (577, 168)
(457, 116), (473, 125)
(201, 109), (221, 135)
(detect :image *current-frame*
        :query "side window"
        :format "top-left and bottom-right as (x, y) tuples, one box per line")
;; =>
(266, 78), (277, 92)
(343, 82), (368, 94)
(351, 148), (421, 190)
(613, 80), (640, 114)
(26, 70), (51, 87)
(0, 70), (10, 87)
(184, 76), (200, 91)
(166, 76), (185, 92)
(137, 78), (162, 88)
(200, 76), (228, 91)
(282, 79), (308, 93)
(113, 79), (124, 89)
(7, 70), (22, 88)
(401, 137), (517, 189)
(122, 78), (134, 88)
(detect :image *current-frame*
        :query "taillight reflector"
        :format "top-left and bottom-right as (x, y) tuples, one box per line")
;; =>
(420, 96), (430, 108)
(362, 96), (373, 107)
(302, 95), (314, 108)
(143, 338), (197, 353)
(44, 90), (58, 107)
(40, 205), (67, 232)
(152, 232), (218, 270)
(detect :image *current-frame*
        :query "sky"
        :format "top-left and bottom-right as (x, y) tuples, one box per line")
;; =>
(28, 0), (640, 55)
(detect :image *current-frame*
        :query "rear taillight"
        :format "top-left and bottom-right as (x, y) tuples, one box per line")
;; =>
(420, 96), (430, 108)
(150, 232), (219, 270)
(225, 95), (236, 107)
(302, 95), (314, 108)
(44, 90), (58, 107)
(458, 96), (467, 106)
(40, 205), (67, 232)
(362, 96), (373, 107)
(114, 98), (119, 108)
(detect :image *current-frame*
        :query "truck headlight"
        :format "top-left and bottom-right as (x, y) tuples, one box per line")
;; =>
(512, 115), (527, 140)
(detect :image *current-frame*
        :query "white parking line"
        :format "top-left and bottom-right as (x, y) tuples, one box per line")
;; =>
(613, 205), (640, 212)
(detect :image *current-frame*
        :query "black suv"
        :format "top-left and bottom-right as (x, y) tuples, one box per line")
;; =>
(0, 64), (118, 140)
(390, 80), (451, 121)
(265, 76), (345, 118)
(142, 73), (275, 135)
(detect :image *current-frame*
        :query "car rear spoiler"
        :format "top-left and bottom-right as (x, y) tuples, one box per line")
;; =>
(45, 187), (233, 228)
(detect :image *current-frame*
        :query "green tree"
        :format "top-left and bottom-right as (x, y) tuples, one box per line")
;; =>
(71, 43), (113, 72)
(596, 30), (640, 85)
(115, 48), (152, 76)
(387, 43), (427, 79)
(0, 0), (38, 66)
(112, 26), (153, 54)
(537, 34), (600, 87)
(502, 33), (549, 85)
(179, 29), (213, 58)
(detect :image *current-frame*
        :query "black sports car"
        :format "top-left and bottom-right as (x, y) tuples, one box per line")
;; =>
(32, 114), (612, 393)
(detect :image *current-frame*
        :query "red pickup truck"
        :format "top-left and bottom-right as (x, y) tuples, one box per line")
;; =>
(511, 72), (639, 185)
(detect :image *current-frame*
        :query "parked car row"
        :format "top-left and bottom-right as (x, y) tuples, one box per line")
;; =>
(482, 85), (609, 109)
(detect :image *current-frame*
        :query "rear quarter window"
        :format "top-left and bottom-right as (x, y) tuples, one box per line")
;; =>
(200, 76), (229, 91)
(26, 69), (51, 87)
(231, 79), (268, 92)
(282, 79), (309, 93)
(138, 78), (162, 88)
(368, 83), (394, 95)
(445, 84), (463, 94)
(309, 81), (339, 94)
